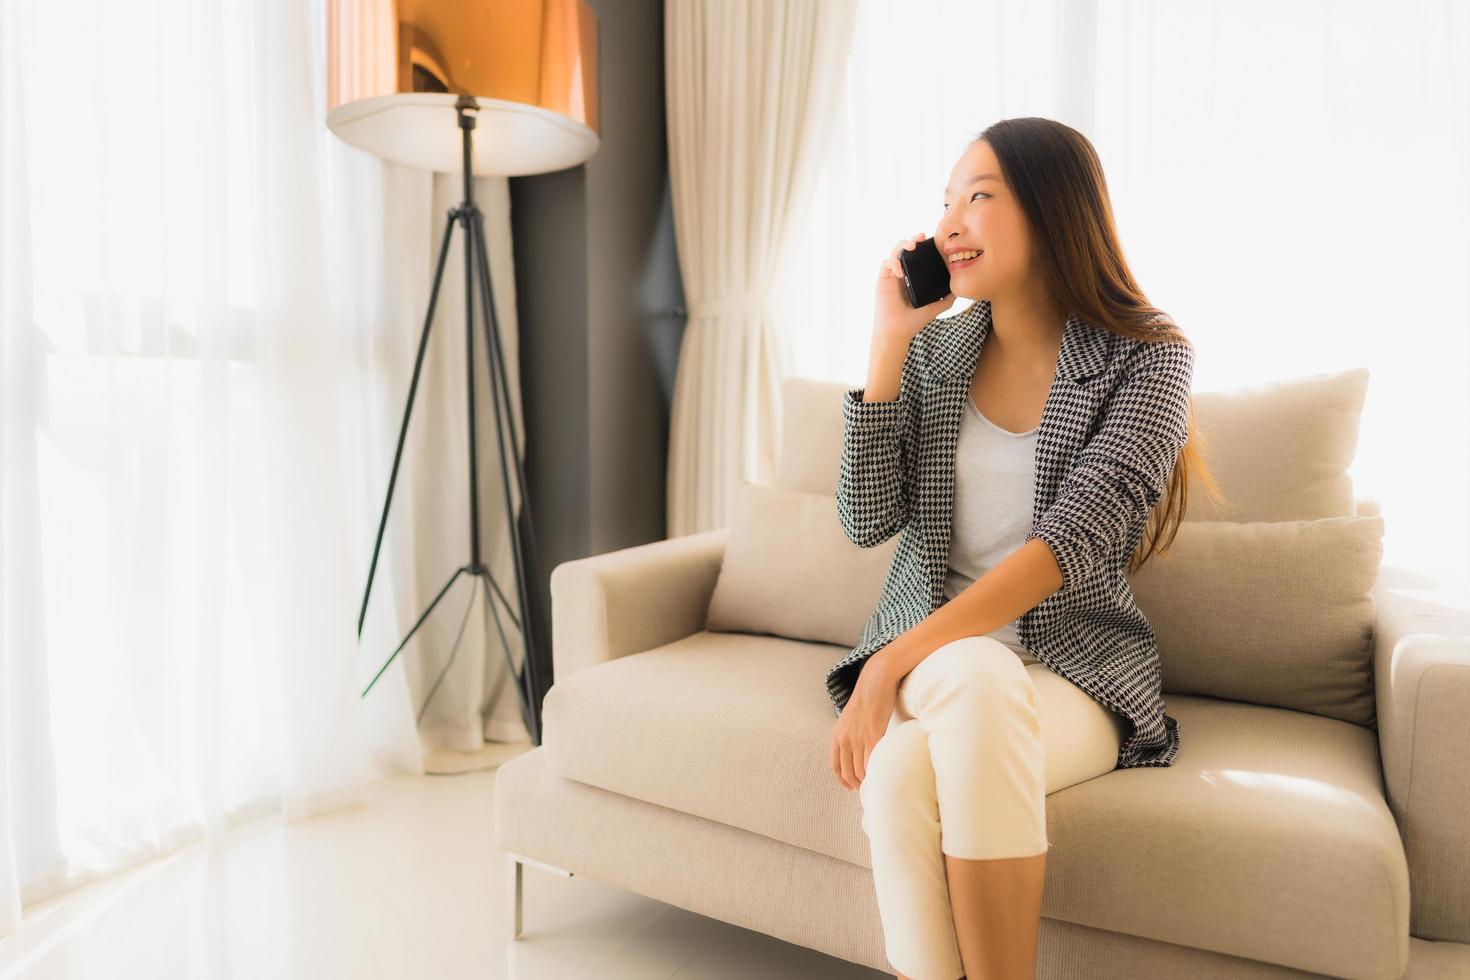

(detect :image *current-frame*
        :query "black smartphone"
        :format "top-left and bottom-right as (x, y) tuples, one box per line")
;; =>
(897, 237), (951, 308)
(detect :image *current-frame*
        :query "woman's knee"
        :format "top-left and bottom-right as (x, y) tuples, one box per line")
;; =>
(858, 721), (932, 813)
(915, 636), (1039, 713)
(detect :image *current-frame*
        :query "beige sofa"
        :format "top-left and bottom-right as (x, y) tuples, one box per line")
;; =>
(493, 372), (1470, 979)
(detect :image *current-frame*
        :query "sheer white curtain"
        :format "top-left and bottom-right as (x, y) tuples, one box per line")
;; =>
(0, 0), (442, 934)
(773, 0), (1470, 585)
(664, 0), (859, 536)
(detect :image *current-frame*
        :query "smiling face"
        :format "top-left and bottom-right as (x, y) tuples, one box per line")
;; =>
(936, 139), (1036, 302)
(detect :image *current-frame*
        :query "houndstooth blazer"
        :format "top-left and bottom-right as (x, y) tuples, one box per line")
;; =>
(827, 298), (1195, 769)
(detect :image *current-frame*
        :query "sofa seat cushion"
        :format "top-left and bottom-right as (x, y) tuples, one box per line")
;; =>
(542, 630), (863, 861)
(1043, 694), (1408, 979)
(541, 631), (1409, 979)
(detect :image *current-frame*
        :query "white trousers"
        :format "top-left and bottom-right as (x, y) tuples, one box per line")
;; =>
(858, 635), (1129, 980)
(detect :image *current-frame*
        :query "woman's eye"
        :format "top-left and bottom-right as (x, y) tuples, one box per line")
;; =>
(944, 192), (988, 211)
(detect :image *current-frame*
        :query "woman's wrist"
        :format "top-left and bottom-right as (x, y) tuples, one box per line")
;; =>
(865, 642), (906, 688)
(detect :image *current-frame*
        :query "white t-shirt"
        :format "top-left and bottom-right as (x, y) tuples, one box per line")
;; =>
(942, 391), (1041, 665)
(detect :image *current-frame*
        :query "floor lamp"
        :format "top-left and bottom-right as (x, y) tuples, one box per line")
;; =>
(325, 0), (601, 747)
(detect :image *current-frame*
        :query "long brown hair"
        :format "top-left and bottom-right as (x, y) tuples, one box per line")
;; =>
(973, 117), (1224, 573)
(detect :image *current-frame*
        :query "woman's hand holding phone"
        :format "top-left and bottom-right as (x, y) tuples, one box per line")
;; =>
(863, 232), (954, 402)
(875, 232), (954, 345)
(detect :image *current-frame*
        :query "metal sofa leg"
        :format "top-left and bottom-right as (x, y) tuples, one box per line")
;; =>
(507, 852), (522, 941)
(504, 850), (575, 941)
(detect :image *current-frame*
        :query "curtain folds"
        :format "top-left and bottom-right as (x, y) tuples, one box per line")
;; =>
(663, 0), (859, 536)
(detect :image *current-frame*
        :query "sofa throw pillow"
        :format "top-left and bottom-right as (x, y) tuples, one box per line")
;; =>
(1186, 367), (1368, 521)
(1128, 514), (1385, 727)
(705, 480), (898, 648)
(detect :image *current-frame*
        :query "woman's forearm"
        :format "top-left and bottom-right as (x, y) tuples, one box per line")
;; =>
(867, 536), (1065, 686)
(862, 333), (909, 403)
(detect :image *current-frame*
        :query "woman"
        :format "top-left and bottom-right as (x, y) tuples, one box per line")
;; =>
(827, 117), (1219, 980)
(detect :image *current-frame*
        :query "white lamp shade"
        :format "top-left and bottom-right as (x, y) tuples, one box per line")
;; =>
(327, 93), (598, 175)
(326, 0), (600, 176)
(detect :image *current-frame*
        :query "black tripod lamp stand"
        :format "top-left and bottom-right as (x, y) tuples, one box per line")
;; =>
(325, 2), (601, 747)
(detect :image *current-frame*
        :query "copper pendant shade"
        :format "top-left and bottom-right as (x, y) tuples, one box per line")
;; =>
(326, 0), (600, 175)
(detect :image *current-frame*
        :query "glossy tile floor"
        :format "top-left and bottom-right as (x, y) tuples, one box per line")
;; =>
(0, 739), (889, 980)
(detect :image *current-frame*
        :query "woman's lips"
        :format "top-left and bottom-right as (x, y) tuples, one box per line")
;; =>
(949, 252), (982, 270)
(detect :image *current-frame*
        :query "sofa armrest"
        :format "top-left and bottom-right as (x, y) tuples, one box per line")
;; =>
(1372, 562), (1470, 942)
(549, 527), (730, 682)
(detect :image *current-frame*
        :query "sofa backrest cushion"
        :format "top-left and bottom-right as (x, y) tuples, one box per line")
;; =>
(775, 366), (1369, 522)
(1186, 367), (1368, 521)
(774, 378), (847, 495)
(1130, 514), (1385, 727)
(705, 480), (896, 648)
